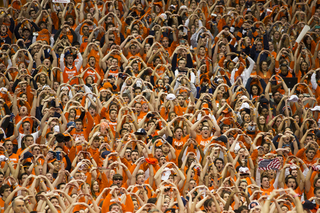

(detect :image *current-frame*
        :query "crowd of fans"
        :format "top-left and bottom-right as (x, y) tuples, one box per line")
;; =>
(0, 0), (320, 212)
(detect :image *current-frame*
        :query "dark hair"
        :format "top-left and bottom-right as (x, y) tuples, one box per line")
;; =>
(0, 184), (11, 196)
(214, 158), (224, 165)
(112, 174), (123, 180)
(314, 187), (320, 194)
(285, 175), (298, 189)
(131, 149), (139, 155)
(147, 198), (157, 204)
(109, 203), (120, 211)
(74, 119), (82, 124)
(250, 84), (261, 96)
(237, 206), (248, 212)
(18, 173), (28, 181)
(174, 127), (183, 133)
(57, 183), (66, 190)
(204, 198), (214, 209)
(120, 128), (128, 135)
(72, 41), (80, 46)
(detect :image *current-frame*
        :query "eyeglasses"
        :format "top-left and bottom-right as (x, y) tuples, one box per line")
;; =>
(114, 178), (123, 181)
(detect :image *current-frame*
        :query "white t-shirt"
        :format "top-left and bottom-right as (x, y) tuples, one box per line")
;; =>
(17, 131), (41, 149)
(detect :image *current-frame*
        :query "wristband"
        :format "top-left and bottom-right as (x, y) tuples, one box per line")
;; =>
(293, 194), (299, 198)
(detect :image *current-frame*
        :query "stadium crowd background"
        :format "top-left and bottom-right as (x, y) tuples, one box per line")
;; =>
(0, 0), (318, 212)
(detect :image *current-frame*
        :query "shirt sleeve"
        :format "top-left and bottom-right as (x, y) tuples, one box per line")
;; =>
(75, 53), (83, 71)
(311, 73), (318, 90)
(60, 53), (65, 71)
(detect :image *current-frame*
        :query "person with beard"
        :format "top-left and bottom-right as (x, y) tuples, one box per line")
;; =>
(265, 87), (285, 116)
(266, 73), (289, 99)
(75, 24), (94, 46)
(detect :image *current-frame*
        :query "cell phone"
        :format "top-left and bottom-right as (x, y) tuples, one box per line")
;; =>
(56, 151), (61, 161)
(69, 126), (75, 130)
(10, 113), (15, 122)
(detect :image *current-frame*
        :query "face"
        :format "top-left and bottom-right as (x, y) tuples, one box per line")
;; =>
(280, 62), (288, 74)
(252, 86), (259, 95)
(131, 152), (139, 162)
(89, 57), (96, 67)
(76, 121), (83, 131)
(66, 56), (73, 65)
(24, 136), (34, 147)
(32, 146), (41, 156)
(201, 126), (210, 138)
(174, 129), (183, 140)
(110, 111), (117, 120)
(286, 178), (296, 189)
(4, 141), (13, 153)
(261, 177), (270, 189)
(155, 148), (163, 159)
(244, 114), (251, 123)
(110, 205), (120, 212)
(20, 105), (28, 116)
(306, 150), (315, 159)
(273, 92), (281, 103)
(256, 42), (263, 51)
(259, 116), (265, 125)
(189, 180), (196, 189)
(239, 181), (248, 190)
(215, 160), (224, 172)
(113, 177), (123, 187)
(136, 174), (145, 184)
(19, 174), (28, 186)
(223, 193), (230, 201)
(82, 27), (90, 36)
(13, 199), (25, 213)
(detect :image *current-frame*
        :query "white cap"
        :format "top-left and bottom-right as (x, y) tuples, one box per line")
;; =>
(239, 167), (249, 173)
(311, 106), (320, 111)
(239, 102), (250, 111)
(161, 168), (172, 181)
(235, 142), (241, 153)
(61, 86), (69, 91)
(288, 95), (299, 102)
(42, 85), (50, 90)
(240, 95), (248, 99)
(166, 94), (176, 100)
(0, 155), (8, 162)
(0, 87), (7, 94)
(180, 5), (188, 10)
(160, 13), (167, 20)
(53, 125), (60, 133)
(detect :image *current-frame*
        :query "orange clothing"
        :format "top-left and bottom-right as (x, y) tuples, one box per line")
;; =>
(69, 112), (93, 141)
(195, 134), (213, 149)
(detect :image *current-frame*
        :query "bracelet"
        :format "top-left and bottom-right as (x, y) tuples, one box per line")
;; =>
(267, 196), (271, 201)
(293, 194), (299, 198)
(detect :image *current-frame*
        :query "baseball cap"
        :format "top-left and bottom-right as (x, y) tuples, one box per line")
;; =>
(135, 128), (147, 135)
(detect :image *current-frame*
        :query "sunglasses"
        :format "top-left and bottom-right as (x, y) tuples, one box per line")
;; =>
(114, 178), (123, 181)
